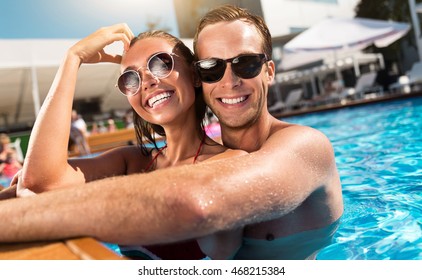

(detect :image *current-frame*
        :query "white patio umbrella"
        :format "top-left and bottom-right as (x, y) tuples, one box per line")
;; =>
(281, 17), (411, 71)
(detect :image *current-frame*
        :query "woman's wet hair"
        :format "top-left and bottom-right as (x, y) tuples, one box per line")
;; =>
(129, 31), (207, 156)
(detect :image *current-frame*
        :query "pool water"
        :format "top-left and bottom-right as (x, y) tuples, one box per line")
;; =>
(284, 96), (422, 260)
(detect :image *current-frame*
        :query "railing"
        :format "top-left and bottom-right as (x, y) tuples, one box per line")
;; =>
(87, 128), (137, 153)
(69, 128), (137, 157)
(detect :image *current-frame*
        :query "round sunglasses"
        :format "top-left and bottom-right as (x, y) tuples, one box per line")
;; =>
(194, 53), (268, 83)
(116, 52), (175, 96)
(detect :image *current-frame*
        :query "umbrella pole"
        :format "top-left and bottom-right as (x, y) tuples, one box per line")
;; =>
(353, 54), (361, 77)
(333, 51), (344, 92)
(31, 66), (41, 117)
(409, 0), (422, 61)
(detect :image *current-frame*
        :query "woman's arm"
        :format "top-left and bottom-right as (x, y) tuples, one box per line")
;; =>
(0, 184), (16, 200)
(21, 24), (134, 193)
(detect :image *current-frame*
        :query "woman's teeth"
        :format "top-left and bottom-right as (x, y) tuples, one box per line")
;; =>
(148, 92), (172, 108)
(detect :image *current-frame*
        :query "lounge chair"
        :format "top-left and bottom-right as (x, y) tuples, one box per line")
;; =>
(284, 88), (303, 110)
(341, 72), (383, 100)
(268, 88), (303, 113)
(406, 61), (422, 86)
(389, 62), (422, 93)
(268, 100), (285, 113)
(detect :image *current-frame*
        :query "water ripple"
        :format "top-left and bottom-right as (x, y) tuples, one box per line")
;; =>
(286, 97), (422, 260)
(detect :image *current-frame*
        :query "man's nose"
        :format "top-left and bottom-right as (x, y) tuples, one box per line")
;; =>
(219, 63), (241, 87)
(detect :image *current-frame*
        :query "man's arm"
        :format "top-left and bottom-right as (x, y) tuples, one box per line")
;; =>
(0, 126), (337, 245)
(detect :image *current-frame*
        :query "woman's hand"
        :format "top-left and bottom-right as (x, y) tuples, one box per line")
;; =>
(69, 23), (135, 65)
(9, 169), (20, 187)
(11, 170), (36, 198)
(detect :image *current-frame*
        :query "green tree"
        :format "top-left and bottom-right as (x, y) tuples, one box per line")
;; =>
(355, 0), (391, 20)
(355, 0), (422, 73)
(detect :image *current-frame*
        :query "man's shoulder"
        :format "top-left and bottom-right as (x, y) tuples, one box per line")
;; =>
(266, 121), (334, 159)
(269, 120), (325, 141)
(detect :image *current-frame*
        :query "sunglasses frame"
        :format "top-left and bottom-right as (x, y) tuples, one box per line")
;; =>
(194, 53), (268, 83)
(116, 52), (176, 96)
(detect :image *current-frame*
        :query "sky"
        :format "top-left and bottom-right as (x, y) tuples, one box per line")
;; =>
(0, 0), (179, 39)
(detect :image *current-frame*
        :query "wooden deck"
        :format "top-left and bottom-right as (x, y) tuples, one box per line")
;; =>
(0, 185), (125, 260)
(0, 238), (125, 260)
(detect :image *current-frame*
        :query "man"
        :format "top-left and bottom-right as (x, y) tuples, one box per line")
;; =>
(0, 5), (343, 259)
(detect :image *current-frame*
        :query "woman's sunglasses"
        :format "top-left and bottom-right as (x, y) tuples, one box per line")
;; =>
(116, 52), (175, 96)
(194, 53), (268, 83)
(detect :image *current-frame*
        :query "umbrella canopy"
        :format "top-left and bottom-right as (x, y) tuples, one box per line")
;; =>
(281, 17), (411, 71)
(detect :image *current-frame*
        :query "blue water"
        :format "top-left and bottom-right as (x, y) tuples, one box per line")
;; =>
(283, 96), (422, 260)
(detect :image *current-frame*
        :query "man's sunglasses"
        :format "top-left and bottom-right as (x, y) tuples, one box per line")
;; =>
(194, 53), (268, 83)
(116, 52), (175, 96)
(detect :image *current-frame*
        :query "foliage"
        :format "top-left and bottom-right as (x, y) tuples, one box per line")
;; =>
(355, 0), (391, 20)
(354, 0), (422, 73)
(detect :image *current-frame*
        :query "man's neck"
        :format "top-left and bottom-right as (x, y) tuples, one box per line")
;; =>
(220, 113), (273, 153)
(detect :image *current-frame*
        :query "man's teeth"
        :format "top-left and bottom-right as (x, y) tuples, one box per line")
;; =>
(221, 96), (246, 105)
(148, 92), (172, 107)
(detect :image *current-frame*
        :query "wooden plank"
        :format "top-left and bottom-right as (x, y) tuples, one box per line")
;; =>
(0, 184), (125, 259)
(87, 128), (136, 153)
(0, 238), (126, 260)
(0, 241), (79, 260)
(65, 238), (125, 260)
(69, 128), (137, 157)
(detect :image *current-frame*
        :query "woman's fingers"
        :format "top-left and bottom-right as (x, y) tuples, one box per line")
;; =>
(72, 23), (134, 64)
(112, 23), (135, 51)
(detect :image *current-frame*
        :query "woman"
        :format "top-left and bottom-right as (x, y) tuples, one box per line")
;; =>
(11, 24), (245, 259)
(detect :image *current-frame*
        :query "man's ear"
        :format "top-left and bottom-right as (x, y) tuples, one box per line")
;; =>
(266, 60), (275, 84)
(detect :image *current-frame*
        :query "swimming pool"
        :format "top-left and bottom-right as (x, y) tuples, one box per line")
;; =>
(284, 96), (422, 260)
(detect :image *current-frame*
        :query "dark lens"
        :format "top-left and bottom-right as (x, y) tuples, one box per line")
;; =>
(195, 58), (226, 83)
(149, 53), (173, 78)
(232, 54), (265, 79)
(118, 70), (140, 95)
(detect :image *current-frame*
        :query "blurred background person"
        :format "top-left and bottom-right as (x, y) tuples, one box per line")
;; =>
(69, 110), (91, 155)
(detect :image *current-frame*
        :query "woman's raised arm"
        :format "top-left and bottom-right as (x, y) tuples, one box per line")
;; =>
(20, 24), (134, 193)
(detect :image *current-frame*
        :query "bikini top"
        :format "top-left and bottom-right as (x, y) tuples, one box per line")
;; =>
(144, 133), (206, 172)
